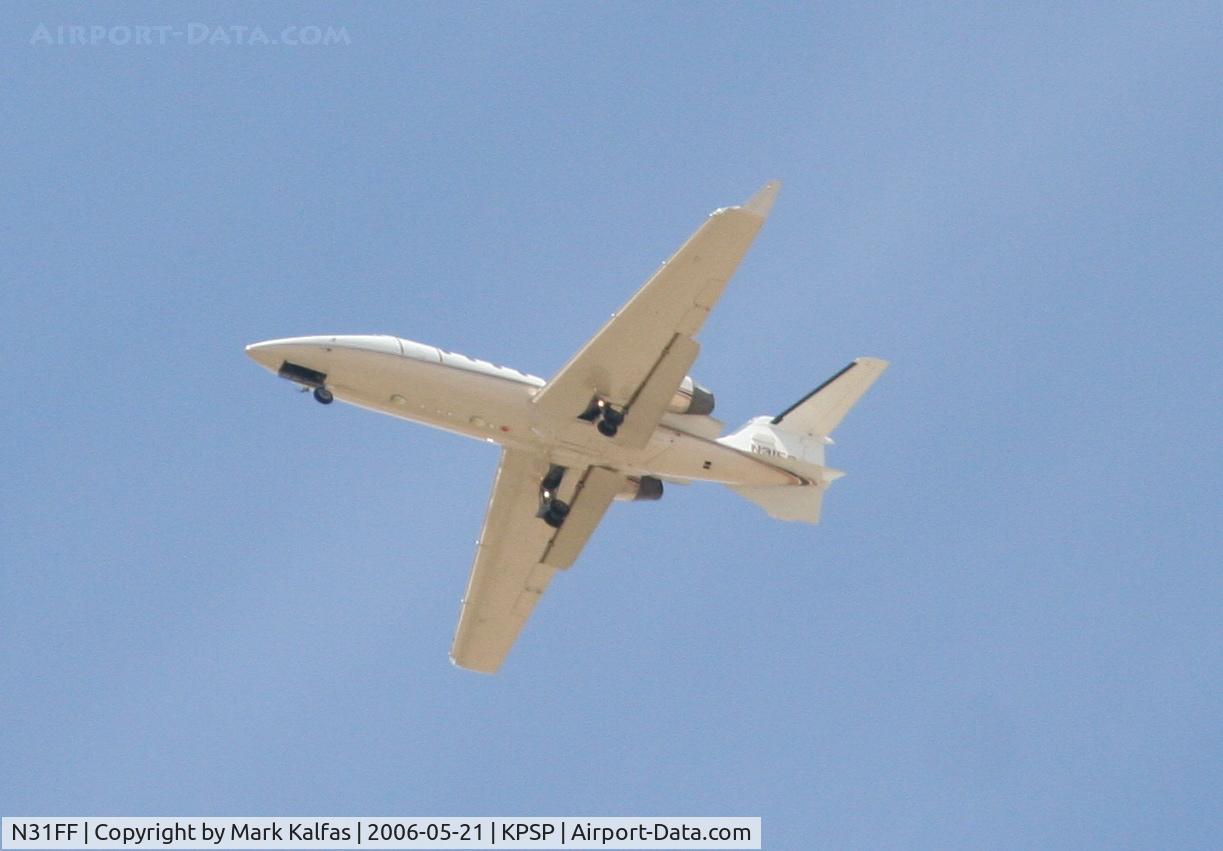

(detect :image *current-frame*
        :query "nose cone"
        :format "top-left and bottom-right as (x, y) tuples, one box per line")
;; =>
(245, 336), (328, 372)
(245, 339), (290, 372)
(246, 334), (401, 378)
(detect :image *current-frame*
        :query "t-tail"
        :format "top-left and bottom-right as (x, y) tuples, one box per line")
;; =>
(718, 357), (889, 523)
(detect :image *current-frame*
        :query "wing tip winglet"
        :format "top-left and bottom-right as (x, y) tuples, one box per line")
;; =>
(743, 180), (781, 218)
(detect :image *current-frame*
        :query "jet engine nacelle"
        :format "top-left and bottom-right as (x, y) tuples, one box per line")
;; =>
(668, 376), (715, 415)
(616, 476), (664, 501)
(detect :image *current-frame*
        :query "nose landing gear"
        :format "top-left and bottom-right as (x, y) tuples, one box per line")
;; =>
(313, 387), (334, 405)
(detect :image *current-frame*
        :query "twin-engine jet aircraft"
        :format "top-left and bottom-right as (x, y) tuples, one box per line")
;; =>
(246, 182), (888, 673)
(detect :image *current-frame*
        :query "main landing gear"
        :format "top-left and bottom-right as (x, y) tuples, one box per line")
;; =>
(579, 398), (625, 438)
(537, 464), (571, 529)
(313, 387), (334, 405)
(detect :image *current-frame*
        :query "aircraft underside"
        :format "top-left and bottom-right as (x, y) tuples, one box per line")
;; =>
(246, 181), (888, 672)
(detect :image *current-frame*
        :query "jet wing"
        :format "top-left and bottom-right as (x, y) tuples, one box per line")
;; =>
(450, 448), (624, 673)
(532, 181), (780, 447)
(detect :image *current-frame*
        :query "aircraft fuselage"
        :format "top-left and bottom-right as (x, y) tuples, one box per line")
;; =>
(246, 334), (802, 488)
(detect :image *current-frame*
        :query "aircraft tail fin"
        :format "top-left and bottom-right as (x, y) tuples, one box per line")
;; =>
(719, 357), (888, 525)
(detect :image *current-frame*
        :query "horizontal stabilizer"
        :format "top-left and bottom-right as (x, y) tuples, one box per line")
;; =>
(731, 483), (827, 524)
(772, 357), (889, 437)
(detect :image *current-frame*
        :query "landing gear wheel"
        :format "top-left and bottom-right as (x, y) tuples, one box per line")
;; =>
(578, 399), (602, 422)
(313, 387), (334, 405)
(597, 419), (619, 437)
(542, 465), (565, 492)
(601, 407), (624, 427)
(543, 499), (570, 528)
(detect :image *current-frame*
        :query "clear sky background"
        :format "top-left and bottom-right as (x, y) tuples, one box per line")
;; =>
(3, 3), (1220, 848)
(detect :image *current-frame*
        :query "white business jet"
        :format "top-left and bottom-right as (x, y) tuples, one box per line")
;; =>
(246, 182), (887, 673)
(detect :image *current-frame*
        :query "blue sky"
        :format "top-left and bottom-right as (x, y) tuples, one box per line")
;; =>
(3, 3), (1220, 848)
